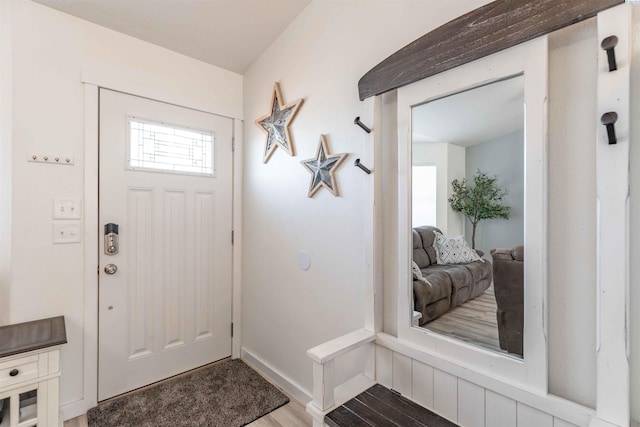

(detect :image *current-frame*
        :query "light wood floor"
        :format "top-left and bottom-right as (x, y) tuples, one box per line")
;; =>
(424, 285), (512, 355)
(64, 397), (311, 427)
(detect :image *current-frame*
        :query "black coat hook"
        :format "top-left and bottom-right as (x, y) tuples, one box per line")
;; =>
(601, 112), (618, 145)
(601, 35), (618, 72)
(354, 117), (372, 133)
(354, 158), (371, 174)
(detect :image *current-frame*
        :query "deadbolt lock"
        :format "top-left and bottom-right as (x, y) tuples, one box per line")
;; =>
(104, 223), (119, 255)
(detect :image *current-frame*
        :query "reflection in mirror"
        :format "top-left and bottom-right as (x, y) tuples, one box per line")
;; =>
(411, 74), (525, 358)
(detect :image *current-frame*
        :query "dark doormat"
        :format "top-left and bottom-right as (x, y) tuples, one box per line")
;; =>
(88, 359), (289, 427)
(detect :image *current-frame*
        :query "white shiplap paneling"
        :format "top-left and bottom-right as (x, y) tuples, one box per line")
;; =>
(412, 360), (434, 411)
(553, 418), (580, 427)
(375, 345), (393, 389)
(517, 403), (553, 427)
(377, 343), (595, 427)
(458, 379), (485, 427)
(392, 352), (412, 397)
(485, 390), (516, 427)
(434, 369), (458, 423)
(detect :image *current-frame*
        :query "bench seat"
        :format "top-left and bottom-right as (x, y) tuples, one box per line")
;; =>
(325, 384), (458, 427)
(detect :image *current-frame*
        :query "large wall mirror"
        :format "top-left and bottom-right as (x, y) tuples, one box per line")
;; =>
(397, 37), (548, 390)
(411, 74), (525, 358)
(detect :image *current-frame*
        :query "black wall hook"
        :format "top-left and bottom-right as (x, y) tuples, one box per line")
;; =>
(601, 112), (618, 145)
(354, 158), (371, 174)
(354, 117), (372, 133)
(601, 35), (618, 72)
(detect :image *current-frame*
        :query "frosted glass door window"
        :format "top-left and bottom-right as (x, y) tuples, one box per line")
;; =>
(128, 118), (214, 176)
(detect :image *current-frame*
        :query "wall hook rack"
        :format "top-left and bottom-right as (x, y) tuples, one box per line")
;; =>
(354, 117), (372, 133)
(601, 111), (618, 145)
(601, 35), (618, 72)
(354, 158), (371, 174)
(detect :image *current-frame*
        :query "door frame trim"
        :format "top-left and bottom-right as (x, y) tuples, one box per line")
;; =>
(63, 73), (242, 420)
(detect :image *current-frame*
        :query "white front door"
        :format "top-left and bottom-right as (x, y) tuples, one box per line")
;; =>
(98, 89), (233, 400)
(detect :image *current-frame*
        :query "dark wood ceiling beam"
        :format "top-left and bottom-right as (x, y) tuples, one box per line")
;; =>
(358, 0), (623, 100)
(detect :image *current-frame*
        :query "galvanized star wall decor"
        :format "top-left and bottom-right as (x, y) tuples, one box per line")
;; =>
(301, 135), (347, 198)
(255, 82), (303, 163)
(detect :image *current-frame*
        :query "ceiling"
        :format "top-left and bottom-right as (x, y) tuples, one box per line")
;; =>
(412, 75), (525, 147)
(32, 0), (312, 74)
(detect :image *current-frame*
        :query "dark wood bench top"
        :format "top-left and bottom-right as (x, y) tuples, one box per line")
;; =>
(0, 316), (67, 358)
(326, 384), (458, 427)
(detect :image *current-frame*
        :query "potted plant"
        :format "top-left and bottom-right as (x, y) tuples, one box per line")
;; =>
(448, 170), (510, 249)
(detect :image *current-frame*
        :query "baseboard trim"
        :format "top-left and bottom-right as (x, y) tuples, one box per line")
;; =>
(240, 347), (312, 406)
(61, 397), (96, 421)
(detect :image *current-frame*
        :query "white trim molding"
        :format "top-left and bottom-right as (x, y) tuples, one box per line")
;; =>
(62, 83), (100, 421)
(593, 4), (631, 427)
(81, 68), (243, 121)
(232, 118), (243, 359)
(241, 347), (312, 407)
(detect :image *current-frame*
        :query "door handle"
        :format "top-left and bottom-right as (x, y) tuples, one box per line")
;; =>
(104, 264), (118, 275)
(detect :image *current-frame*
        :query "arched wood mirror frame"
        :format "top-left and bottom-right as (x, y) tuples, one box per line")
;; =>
(359, 0), (624, 393)
(358, 0), (622, 101)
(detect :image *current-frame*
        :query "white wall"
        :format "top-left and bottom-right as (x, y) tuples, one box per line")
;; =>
(447, 144), (466, 238)
(242, 0), (492, 396)
(7, 0), (241, 415)
(465, 130), (525, 256)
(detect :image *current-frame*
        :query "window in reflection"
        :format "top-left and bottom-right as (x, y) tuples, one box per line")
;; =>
(412, 165), (437, 228)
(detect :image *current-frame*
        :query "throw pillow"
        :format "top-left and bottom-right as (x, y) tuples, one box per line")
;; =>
(411, 261), (424, 280)
(432, 231), (482, 264)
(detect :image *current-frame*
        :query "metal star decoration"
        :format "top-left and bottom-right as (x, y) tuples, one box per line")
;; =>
(301, 135), (347, 197)
(255, 82), (303, 163)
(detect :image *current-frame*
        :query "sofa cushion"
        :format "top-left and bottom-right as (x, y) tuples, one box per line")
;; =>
(413, 270), (452, 324)
(433, 231), (482, 265)
(414, 225), (440, 264)
(423, 264), (474, 308)
(463, 261), (492, 299)
(412, 230), (431, 269)
(512, 245), (524, 261)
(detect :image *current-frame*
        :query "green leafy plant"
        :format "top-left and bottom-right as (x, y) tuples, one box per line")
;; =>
(448, 170), (510, 249)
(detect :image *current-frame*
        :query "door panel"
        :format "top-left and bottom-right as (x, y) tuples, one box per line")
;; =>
(98, 89), (233, 400)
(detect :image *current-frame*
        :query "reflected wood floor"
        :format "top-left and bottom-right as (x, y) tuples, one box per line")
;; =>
(423, 285), (508, 355)
(65, 398), (311, 427)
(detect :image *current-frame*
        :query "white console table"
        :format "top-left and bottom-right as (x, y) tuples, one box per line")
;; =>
(0, 316), (66, 427)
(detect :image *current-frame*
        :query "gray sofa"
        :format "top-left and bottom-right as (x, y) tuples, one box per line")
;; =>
(412, 225), (492, 326)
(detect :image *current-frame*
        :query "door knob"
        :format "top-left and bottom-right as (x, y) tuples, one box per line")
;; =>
(104, 264), (118, 275)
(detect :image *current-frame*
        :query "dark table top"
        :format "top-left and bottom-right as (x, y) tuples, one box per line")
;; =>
(0, 316), (67, 358)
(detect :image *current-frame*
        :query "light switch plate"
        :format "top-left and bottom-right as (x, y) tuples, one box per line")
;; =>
(53, 198), (81, 219)
(53, 222), (81, 244)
